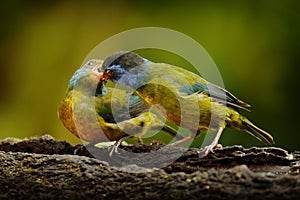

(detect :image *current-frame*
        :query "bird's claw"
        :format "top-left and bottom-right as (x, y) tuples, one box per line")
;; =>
(198, 127), (224, 158)
(197, 143), (222, 158)
(197, 146), (214, 158)
(108, 140), (123, 157)
(108, 145), (120, 157)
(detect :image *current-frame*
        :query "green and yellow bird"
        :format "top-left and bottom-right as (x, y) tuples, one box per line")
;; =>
(100, 51), (275, 157)
(58, 59), (179, 146)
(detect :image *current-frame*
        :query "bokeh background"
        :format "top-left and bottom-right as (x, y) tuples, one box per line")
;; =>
(0, 1), (299, 151)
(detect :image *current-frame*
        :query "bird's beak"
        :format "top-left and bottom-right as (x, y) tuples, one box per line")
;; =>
(99, 72), (109, 84)
(89, 60), (109, 83)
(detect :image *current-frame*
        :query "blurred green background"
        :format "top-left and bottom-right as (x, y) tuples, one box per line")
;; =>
(0, 1), (299, 151)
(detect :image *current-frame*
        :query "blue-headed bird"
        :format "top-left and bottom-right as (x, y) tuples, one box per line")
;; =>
(99, 51), (274, 157)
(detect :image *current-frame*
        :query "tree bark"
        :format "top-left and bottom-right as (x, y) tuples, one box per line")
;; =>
(0, 135), (299, 200)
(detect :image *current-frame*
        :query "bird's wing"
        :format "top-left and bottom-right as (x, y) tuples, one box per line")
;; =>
(191, 81), (251, 110)
(95, 88), (132, 123)
(128, 94), (150, 117)
(129, 91), (185, 140)
(96, 88), (183, 140)
(150, 63), (251, 110)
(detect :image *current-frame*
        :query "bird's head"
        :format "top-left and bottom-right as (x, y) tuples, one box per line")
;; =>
(100, 51), (147, 84)
(68, 59), (107, 96)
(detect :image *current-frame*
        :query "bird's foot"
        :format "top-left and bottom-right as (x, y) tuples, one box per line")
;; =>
(198, 145), (215, 158)
(197, 143), (222, 158)
(108, 139), (123, 157)
(198, 127), (224, 158)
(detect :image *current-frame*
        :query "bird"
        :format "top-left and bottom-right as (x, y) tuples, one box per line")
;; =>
(99, 51), (275, 157)
(58, 59), (180, 152)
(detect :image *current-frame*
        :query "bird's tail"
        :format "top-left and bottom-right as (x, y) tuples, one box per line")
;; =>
(243, 119), (275, 145)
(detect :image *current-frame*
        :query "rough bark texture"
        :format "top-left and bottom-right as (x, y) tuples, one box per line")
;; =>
(0, 135), (299, 200)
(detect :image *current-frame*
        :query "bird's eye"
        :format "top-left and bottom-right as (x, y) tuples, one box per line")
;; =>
(87, 60), (95, 66)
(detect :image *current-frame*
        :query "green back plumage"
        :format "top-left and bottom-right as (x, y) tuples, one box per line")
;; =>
(101, 51), (275, 146)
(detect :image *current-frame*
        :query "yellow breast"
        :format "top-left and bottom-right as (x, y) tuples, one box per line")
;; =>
(58, 90), (126, 142)
(58, 92), (79, 139)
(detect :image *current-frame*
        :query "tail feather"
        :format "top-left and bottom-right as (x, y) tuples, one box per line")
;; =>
(245, 123), (274, 145)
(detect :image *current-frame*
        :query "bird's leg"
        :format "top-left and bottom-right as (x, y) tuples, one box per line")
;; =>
(108, 137), (127, 157)
(169, 136), (194, 146)
(169, 130), (201, 146)
(198, 127), (224, 158)
(137, 136), (143, 144)
(108, 135), (143, 157)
